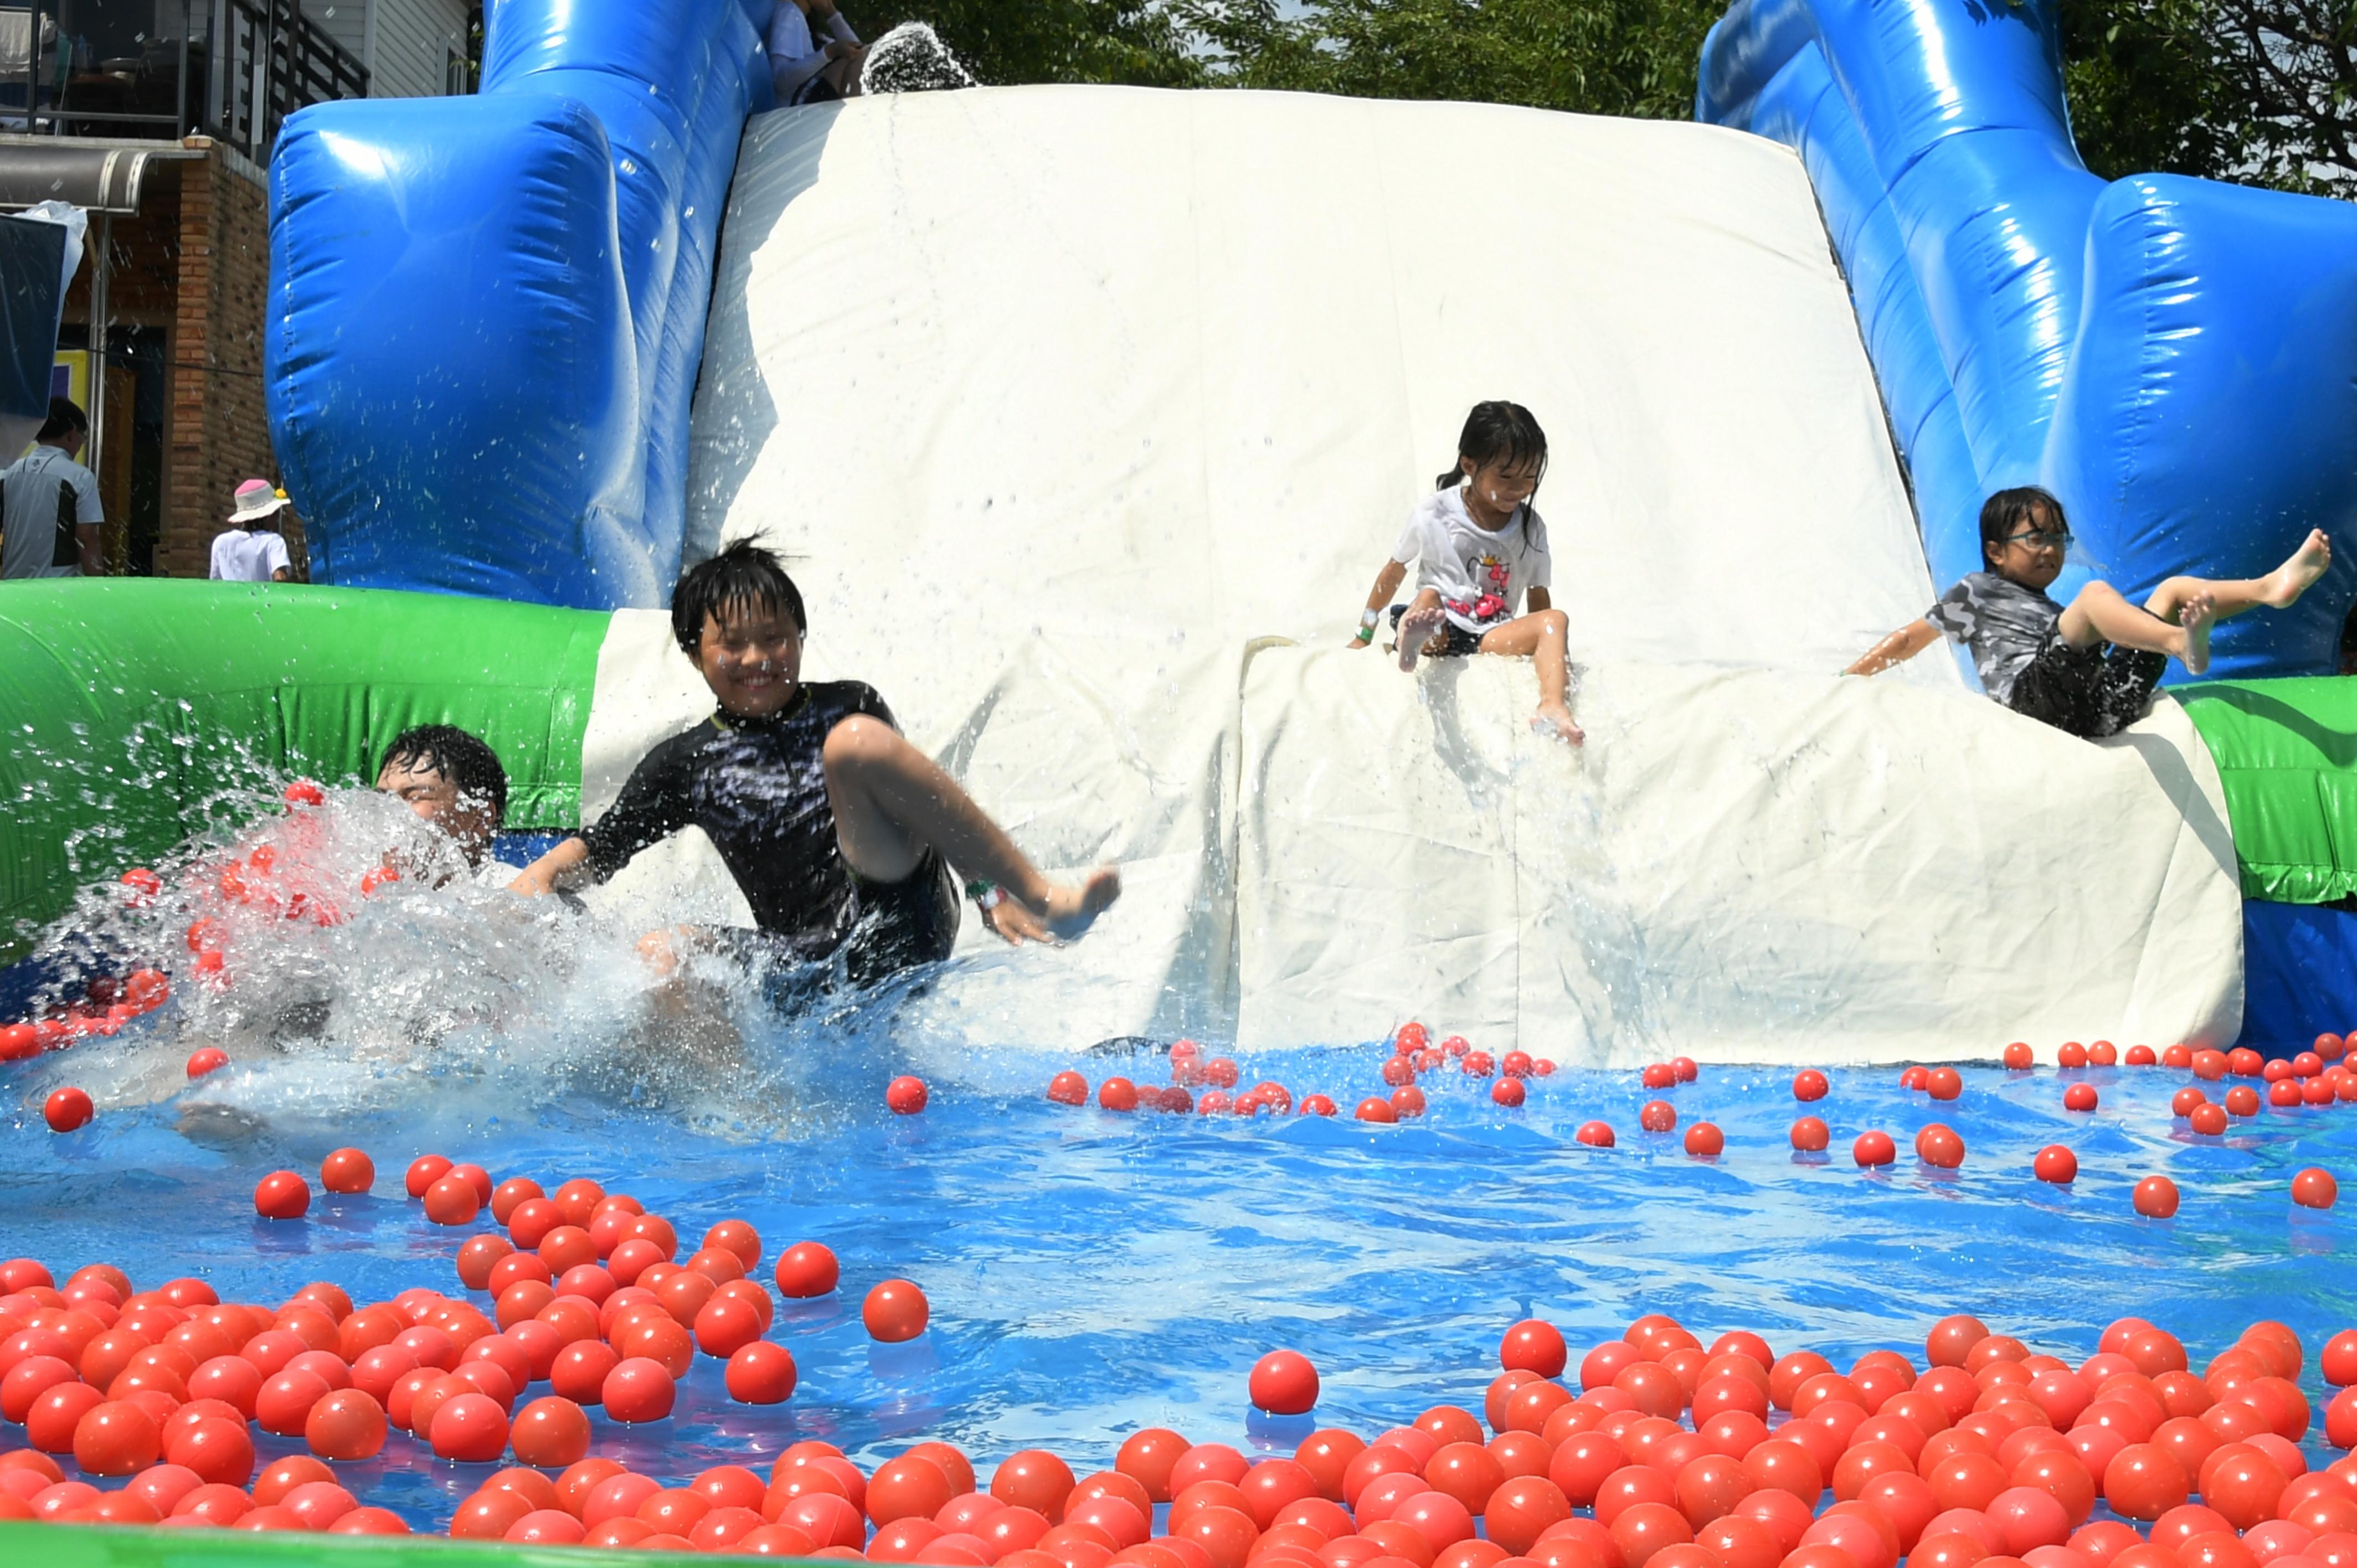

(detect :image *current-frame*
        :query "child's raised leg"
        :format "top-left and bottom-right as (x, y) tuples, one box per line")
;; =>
(821, 716), (1120, 938)
(2143, 528), (2333, 623)
(1396, 588), (1448, 674)
(1477, 607), (1583, 744)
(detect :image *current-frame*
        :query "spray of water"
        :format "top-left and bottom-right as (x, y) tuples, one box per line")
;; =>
(7, 780), (943, 1147)
(860, 23), (977, 95)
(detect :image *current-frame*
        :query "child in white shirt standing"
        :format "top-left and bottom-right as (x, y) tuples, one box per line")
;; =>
(768, 0), (865, 105)
(1351, 401), (1579, 744)
(208, 478), (294, 583)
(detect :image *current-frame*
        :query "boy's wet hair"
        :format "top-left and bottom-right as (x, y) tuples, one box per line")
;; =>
(1980, 487), (2067, 562)
(672, 539), (807, 654)
(378, 724), (509, 821)
(1439, 401), (1548, 492)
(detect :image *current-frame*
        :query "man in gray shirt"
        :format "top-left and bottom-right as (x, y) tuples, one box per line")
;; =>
(1, 398), (102, 579)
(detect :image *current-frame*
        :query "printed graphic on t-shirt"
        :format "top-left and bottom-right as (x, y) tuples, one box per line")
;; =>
(1455, 552), (1514, 626)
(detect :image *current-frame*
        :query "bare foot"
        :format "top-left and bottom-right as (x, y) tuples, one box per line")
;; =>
(1396, 605), (1445, 673)
(2264, 528), (2333, 606)
(1532, 700), (1585, 746)
(2178, 589), (2216, 676)
(1038, 865), (1122, 941)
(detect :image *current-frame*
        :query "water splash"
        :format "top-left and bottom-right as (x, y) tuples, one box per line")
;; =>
(5, 782), (945, 1146)
(860, 23), (977, 95)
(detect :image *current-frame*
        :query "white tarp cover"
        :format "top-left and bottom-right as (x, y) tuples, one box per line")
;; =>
(636, 84), (2241, 1060)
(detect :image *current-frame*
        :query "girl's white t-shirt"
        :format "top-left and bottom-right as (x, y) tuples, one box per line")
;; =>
(1390, 483), (1552, 634)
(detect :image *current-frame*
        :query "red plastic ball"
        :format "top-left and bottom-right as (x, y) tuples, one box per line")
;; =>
(2034, 1146), (2078, 1184)
(2063, 1084), (2098, 1112)
(2294, 1169), (2339, 1209)
(424, 1174), (482, 1226)
(185, 1048), (229, 1079)
(774, 1241), (840, 1298)
(1684, 1122), (1725, 1157)
(1640, 1101), (1677, 1133)
(1048, 1071), (1088, 1105)
(1098, 1077), (1140, 1112)
(1854, 1130), (1896, 1167)
(1916, 1124), (1965, 1169)
(1502, 1320), (1568, 1379)
(2133, 1177), (2181, 1219)
(1491, 1079), (1526, 1108)
(2190, 1102), (2230, 1136)
(404, 1154), (453, 1197)
(887, 1076), (929, 1115)
(1577, 1121), (1615, 1148)
(305, 1389), (387, 1461)
(510, 1395), (591, 1467)
(863, 1279), (930, 1343)
(1250, 1351), (1320, 1415)
(2004, 1043), (2035, 1070)
(725, 1341), (797, 1404)
(254, 1171), (311, 1220)
(1790, 1117), (1829, 1152)
(1927, 1067), (1963, 1101)
(319, 1148), (373, 1194)
(1356, 1097), (1398, 1123)
(43, 1088), (92, 1133)
(600, 1356), (676, 1423)
(1793, 1070), (1829, 1102)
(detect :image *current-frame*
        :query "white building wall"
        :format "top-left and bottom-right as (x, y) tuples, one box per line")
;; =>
(364, 0), (470, 98)
(297, 0), (470, 99)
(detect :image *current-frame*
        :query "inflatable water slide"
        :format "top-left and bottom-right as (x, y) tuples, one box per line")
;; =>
(6, 0), (2357, 1061)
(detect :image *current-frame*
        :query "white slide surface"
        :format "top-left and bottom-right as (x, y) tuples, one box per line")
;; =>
(641, 84), (2243, 1060)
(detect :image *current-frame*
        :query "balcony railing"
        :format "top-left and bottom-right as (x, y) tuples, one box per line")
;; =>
(3, 0), (369, 163)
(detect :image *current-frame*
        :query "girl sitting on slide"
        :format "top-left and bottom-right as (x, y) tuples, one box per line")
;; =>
(1847, 486), (2332, 738)
(769, 0), (864, 105)
(1351, 401), (1582, 744)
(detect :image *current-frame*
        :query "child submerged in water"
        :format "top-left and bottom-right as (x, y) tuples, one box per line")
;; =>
(1351, 401), (1581, 743)
(1848, 486), (2333, 737)
(510, 541), (1119, 994)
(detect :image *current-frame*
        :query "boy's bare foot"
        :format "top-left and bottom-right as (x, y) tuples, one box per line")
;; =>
(2264, 529), (2334, 607)
(1532, 701), (1585, 746)
(1037, 865), (1122, 941)
(2179, 590), (2216, 676)
(1396, 605), (1445, 673)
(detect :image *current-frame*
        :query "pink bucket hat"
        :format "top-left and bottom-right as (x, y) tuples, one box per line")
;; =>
(228, 478), (289, 524)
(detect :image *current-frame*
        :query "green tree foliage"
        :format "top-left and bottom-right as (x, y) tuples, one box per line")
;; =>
(876, 0), (2352, 198)
(1172, 0), (1723, 121)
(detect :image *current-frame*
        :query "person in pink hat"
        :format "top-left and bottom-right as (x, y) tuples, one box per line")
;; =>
(209, 478), (295, 582)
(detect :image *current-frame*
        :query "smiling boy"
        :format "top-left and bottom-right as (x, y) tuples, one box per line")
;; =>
(1848, 487), (2333, 737)
(508, 541), (1119, 993)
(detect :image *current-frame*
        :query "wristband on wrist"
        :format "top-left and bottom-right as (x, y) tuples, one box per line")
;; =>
(964, 878), (1006, 912)
(1360, 607), (1382, 628)
(1353, 626), (1375, 644)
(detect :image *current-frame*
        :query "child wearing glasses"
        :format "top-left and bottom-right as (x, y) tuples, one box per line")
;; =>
(1847, 487), (2332, 737)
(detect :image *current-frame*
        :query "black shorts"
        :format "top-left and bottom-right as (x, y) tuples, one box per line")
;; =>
(2007, 634), (2166, 739)
(713, 851), (961, 1008)
(1390, 604), (1485, 658)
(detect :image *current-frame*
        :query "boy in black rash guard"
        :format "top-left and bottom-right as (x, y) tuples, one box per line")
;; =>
(508, 541), (1120, 995)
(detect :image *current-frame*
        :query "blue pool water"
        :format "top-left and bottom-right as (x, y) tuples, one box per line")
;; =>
(4, 1022), (2354, 1532)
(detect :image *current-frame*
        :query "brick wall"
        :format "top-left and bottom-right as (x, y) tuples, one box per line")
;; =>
(159, 143), (295, 580)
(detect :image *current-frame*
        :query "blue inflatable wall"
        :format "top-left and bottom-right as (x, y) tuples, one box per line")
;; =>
(266, 0), (775, 609)
(1700, 0), (2357, 678)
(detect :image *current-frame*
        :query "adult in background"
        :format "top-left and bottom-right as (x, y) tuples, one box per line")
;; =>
(0, 397), (102, 580)
(209, 478), (296, 583)
(769, 0), (864, 105)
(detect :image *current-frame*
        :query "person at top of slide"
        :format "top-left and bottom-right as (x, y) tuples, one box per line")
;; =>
(1847, 486), (2334, 738)
(768, 0), (864, 106)
(1351, 401), (1581, 744)
(209, 479), (296, 583)
(508, 540), (1120, 998)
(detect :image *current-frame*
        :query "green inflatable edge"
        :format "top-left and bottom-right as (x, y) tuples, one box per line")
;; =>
(0, 579), (608, 961)
(2179, 678), (2357, 905)
(0, 1521), (718, 1564)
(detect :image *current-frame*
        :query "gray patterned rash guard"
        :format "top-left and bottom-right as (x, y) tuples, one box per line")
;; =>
(1924, 572), (2065, 705)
